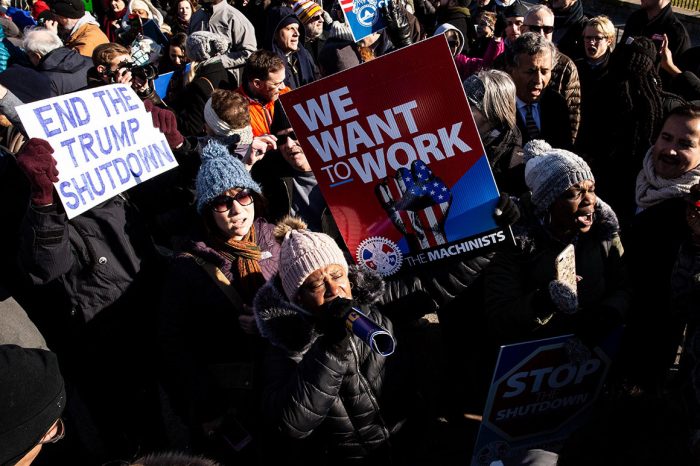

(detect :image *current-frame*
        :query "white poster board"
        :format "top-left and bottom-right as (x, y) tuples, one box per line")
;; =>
(17, 84), (178, 219)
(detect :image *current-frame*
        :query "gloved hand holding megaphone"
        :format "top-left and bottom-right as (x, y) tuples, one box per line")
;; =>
(320, 298), (396, 357)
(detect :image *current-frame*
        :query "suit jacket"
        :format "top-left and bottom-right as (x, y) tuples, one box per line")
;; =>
(516, 87), (572, 150)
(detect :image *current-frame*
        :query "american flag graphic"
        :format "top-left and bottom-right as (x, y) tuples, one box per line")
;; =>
(376, 160), (451, 250)
(339, 0), (354, 13)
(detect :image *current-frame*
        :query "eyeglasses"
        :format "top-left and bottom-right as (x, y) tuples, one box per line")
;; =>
(526, 24), (554, 34)
(584, 35), (607, 43)
(276, 131), (297, 145)
(309, 14), (323, 22)
(210, 190), (254, 212)
(39, 418), (65, 445)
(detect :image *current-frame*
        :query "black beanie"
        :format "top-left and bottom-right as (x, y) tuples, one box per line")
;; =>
(504, 0), (527, 18)
(50, 0), (85, 19)
(0, 345), (66, 466)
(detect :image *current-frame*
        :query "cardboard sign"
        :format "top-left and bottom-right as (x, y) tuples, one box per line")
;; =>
(339, 0), (387, 42)
(17, 85), (178, 219)
(280, 36), (512, 277)
(472, 330), (622, 465)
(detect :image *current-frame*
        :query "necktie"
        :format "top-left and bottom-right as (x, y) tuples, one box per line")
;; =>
(525, 104), (540, 140)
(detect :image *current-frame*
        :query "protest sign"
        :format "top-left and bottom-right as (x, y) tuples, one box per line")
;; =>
(280, 35), (513, 277)
(471, 330), (622, 465)
(339, 0), (387, 42)
(17, 84), (178, 219)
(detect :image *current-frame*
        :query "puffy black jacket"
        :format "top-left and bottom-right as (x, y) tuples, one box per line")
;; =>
(36, 47), (92, 97)
(254, 267), (397, 462)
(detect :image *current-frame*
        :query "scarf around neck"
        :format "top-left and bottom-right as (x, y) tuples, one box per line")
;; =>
(635, 147), (700, 210)
(554, 0), (583, 29)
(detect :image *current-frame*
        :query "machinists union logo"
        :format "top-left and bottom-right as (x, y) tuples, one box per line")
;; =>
(354, 0), (386, 27)
(357, 236), (402, 277)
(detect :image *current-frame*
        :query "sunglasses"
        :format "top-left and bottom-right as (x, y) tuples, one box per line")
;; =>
(39, 418), (65, 445)
(276, 131), (297, 145)
(526, 24), (554, 34)
(210, 190), (254, 212)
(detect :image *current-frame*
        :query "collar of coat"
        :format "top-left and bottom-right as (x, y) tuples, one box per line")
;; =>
(512, 193), (620, 254)
(253, 265), (385, 356)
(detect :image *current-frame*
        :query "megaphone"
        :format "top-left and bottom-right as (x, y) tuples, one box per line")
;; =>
(328, 298), (396, 356)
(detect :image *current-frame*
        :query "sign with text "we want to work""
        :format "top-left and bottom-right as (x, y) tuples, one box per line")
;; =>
(17, 84), (178, 219)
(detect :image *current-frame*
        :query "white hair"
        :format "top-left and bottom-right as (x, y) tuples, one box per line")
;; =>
(22, 28), (64, 57)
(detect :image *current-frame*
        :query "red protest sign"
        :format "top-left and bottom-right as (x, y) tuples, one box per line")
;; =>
(280, 36), (512, 276)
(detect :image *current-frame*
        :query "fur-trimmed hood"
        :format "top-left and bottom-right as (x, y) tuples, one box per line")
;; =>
(253, 266), (385, 357)
(512, 193), (620, 254)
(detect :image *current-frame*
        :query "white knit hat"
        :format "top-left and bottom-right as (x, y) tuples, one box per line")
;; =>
(274, 216), (348, 300)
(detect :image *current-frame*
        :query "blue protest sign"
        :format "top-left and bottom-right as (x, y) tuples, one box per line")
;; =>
(339, 0), (388, 42)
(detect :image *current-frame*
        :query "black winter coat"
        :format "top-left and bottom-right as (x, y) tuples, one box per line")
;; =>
(516, 87), (573, 150)
(254, 267), (400, 463)
(264, 7), (319, 89)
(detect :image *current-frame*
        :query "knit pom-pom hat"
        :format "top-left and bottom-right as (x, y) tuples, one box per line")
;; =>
(186, 31), (230, 62)
(523, 139), (594, 214)
(293, 0), (322, 24)
(274, 216), (348, 300)
(195, 139), (261, 213)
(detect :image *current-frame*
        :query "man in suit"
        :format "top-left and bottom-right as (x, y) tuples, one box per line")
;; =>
(505, 32), (572, 150)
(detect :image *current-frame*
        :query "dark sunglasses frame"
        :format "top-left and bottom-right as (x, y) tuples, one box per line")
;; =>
(210, 190), (254, 212)
(526, 24), (554, 34)
(276, 131), (297, 145)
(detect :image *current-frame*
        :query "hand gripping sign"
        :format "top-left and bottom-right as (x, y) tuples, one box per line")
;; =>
(280, 36), (513, 277)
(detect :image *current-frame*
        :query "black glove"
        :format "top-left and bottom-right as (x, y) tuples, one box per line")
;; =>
(493, 192), (520, 227)
(381, 0), (412, 49)
(317, 297), (353, 350)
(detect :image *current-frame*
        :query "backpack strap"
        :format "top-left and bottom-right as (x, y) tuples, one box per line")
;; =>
(181, 252), (245, 311)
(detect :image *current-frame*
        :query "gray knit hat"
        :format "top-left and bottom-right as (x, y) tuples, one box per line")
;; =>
(523, 140), (594, 214)
(195, 139), (261, 214)
(274, 217), (348, 300)
(186, 31), (230, 62)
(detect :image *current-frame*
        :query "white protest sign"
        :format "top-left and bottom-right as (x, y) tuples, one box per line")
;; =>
(17, 84), (178, 219)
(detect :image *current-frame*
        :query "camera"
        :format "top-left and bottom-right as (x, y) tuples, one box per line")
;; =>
(108, 60), (157, 83)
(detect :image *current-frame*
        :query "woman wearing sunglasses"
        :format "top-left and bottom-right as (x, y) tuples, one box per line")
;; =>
(158, 139), (279, 463)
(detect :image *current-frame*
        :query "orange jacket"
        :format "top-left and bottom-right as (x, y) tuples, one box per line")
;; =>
(236, 85), (290, 136)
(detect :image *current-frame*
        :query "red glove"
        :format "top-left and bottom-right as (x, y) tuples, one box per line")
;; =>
(144, 99), (184, 149)
(16, 138), (58, 206)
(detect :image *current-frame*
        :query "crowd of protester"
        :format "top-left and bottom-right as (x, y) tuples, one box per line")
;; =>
(0, 0), (699, 463)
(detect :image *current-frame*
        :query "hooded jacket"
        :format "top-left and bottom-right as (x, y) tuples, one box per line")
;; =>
(253, 266), (402, 462)
(65, 12), (108, 57)
(264, 7), (318, 89)
(36, 46), (92, 96)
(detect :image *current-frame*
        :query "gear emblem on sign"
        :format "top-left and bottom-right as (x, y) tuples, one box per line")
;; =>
(356, 237), (403, 277)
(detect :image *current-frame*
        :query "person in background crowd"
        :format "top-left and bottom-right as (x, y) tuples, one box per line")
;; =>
(0, 28), (92, 103)
(434, 22), (503, 80)
(293, 0), (325, 62)
(159, 140), (279, 464)
(505, 32), (572, 149)
(469, 10), (497, 58)
(264, 6), (319, 89)
(0, 345), (66, 466)
(659, 34), (700, 103)
(172, 31), (235, 136)
(102, 0), (127, 42)
(170, 0), (197, 35)
(522, 4), (582, 145)
(434, 0), (476, 55)
(188, 0), (257, 85)
(464, 69), (526, 195)
(123, 0), (166, 32)
(623, 104), (700, 396)
(550, 0), (586, 61)
(575, 15), (616, 164)
(46, 0), (109, 57)
(500, 0), (526, 48)
(86, 41), (133, 87)
(236, 50), (290, 137)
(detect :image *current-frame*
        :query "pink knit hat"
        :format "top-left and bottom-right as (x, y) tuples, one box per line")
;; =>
(274, 216), (348, 300)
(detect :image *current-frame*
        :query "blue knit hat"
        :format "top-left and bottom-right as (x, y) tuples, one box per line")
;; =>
(195, 139), (261, 214)
(523, 140), (594, 214)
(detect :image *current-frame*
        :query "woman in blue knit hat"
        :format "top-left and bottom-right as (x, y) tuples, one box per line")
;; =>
(158, 139), (279, 463)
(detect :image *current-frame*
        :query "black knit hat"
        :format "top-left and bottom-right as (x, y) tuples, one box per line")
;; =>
(50, 0), (85, 19)
(0, 345), (66, 466)
(504, 0), (527, 18)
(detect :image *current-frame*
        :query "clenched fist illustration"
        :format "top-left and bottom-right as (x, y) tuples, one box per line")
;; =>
(375, 160), (452, 253)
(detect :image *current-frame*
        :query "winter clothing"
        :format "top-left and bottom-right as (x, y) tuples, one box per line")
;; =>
(16, 139), (57, 206)
(621, 2), (690, 64)
(293, 0), (322, 24)
(195, 139), (262, 213)
(436, 5), (476, 55)
(515, 87), (572, 150)
(235, 85), (290, 137)
(37, 46), (92, 95)
(188, 0), (257, 83)
(523, 139), (594, 214)
(574, 50), (611, 162)
(434, 23), (504, 80)
(64, 13), (109, 57)
(264, 7), (319, 89)
(275, 217), (348, 300)
(186, 31), (230, 63)
(122, 0), (164, 29)
(51, 0), (84, 19)
(0, 292), (48, 350)
(635, 147), (700, 210)
(549, 52), (582, 145)
(552, 0), (586, 61)
(254, 266), (403, 463)
(484, 196), (629, 343)
(0, 345), (65, 466)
